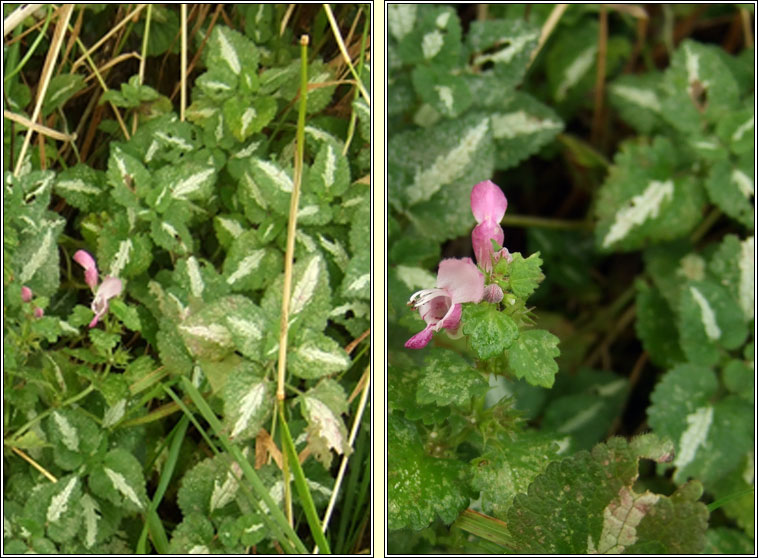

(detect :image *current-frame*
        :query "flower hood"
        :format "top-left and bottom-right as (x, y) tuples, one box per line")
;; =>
(471, 180), (508, 270)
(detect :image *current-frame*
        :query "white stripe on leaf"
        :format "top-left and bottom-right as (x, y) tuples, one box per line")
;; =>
(54, 412), (79, 452)
(231, 382), (267, 438)
(104, 468), (143, 509)
(47, 477), (78, 522)
(689, 286), (721, 340)
(19, 227), (54, 283)
(603, 180), (673, 248)
(290, 256), (321, 315)
(226, 250), (265, 285)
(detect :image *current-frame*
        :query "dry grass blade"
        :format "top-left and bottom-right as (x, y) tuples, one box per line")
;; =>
(314, 366), (370, 554)
(3, 4), (43, 37)
(181, 4), (188, 121)
(11, 447), (58, 483)
(14, 4), (75, 176)
(70, 4), (146, 70)
(82, 52), (142, 83)
(323, 4), (370, 106)
(529, 3), (569, 67)
(4, 110), (76, 142)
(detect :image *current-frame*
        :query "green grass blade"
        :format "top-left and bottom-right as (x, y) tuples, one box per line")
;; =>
(179, 376), (307, 554)
(453, 509), (515, 550)
(136, 414), (189, 553)
(278, 402), (331, 554)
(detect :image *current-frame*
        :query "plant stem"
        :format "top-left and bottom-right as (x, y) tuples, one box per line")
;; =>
(133, 4), (152, 135)
(501, 214), (593, 231)
(275, 32), (310, 534)
(277, 34), (309, 402)
(8, 383), (95, 442)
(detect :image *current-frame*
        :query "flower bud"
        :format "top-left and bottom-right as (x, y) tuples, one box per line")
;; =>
(483, 283), (504, 304)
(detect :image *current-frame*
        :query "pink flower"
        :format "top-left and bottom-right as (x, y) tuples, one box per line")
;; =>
(73, 250), (123, 328)
(21, 286), (33, 303)
(405, 258), (484, 349)
(471, 180), (508, 271)
(34, 307), (44, 318)
(74, 250), (99, 290)
(89, 277), (123, 328)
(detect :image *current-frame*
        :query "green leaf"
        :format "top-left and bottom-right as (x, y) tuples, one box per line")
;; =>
(707, 234), (754, 322)
(23, 475), (82, 544)
(195, 68), (238, 102)
(395, 6), (461, 67)
(55, 164), (106, 212)
(608, 72), (665, 134)
(704, 527), (755, 554)
(96, 226), (153, 278)
(507, 436), (707, 554)
(411, 65), (471, 118)
(106, 144), (151, 209)
(223, 366), (272, 442)
(223, 297), (267, 361)
(43, 74), (85, 116)
(45, 409), (104, 471)
(223, 96), (276, 142)
(262, 253), (332, 335)
(149, 212), (193, 255)
(108, 299), (141, 331)
(289, 330), (351, 379)
(135, 5), (179, 56)
(222, 231), (281, 292)
(507, 329), (560, 388)
(13, 219), (63, 297)
(101, 75), (159, 109)
(154, 154), (217, 203)
(635, 280), (685, 367)
(722, 358), (754, 404)
(300, 379), (350, 467)
(595, 137), (706, 251)
(213, 213), (247, 249)
(470, 433), (559, 518)
(156, 318), (194, 376)
(541, 368), (628, 451)
(647, 363), (718, 447)
(660, 40), (741, 134)
(388, 361), (450, 425)
(240, 157), (294, 218)
(168, 513), (216, 554)
(507, 252), (544, 298)
(341, 248), (370, 300)
(648, 364), (753, 485)
(708, 459), (755, 537)
(678, 279), (749, 365)
(224, 230), (282, 292)
(388, 414), (473, 530)
(546, 23), (598, 103)
(416, 349), (488, 407)
(705, 159), (754, 229)
(242, 4), (274, 44)
(489, 93), (563, 171)
(462, 303), (519, 360)
(388, 113), (494, 240)
(178, 296), (252, 361)
(206, 25), (260, 77)
(466, 19), (539, 90)
(88, 448), (148, 512)
(352, 96), (370, 142)
(308, 141), (351, 200)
